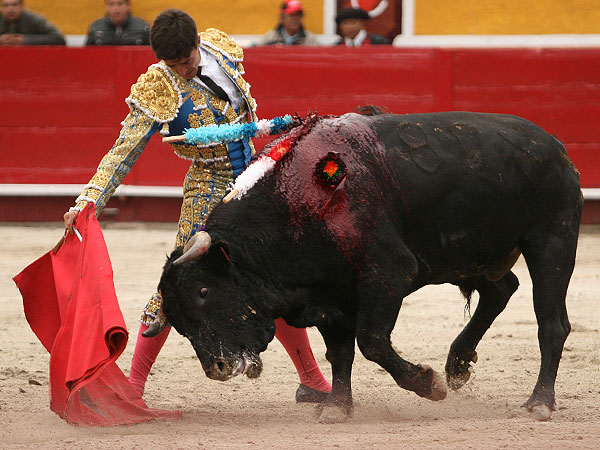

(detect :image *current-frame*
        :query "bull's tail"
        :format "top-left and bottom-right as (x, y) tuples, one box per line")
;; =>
(457, 279), (476, 317)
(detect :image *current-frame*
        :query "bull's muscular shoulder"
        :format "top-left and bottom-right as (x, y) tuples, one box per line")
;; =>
(199, 28), (244, 62)
(125, 64), (182, 123)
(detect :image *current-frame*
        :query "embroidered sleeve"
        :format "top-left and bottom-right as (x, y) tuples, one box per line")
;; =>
(74, 106), (160, 214)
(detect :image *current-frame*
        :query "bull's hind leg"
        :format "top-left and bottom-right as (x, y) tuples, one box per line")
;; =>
(446, 272), (520, 390)
(519, 227), (578, 421)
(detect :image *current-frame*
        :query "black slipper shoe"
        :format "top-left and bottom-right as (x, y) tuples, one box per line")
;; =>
(295, 384), (330, 403)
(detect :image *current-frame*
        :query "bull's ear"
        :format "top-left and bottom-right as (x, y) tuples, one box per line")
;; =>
(168, 247), (184, 265)
(206, 241), (231, 269)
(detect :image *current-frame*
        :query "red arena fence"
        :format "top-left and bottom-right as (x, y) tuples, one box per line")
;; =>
(1, 46), (599, 222)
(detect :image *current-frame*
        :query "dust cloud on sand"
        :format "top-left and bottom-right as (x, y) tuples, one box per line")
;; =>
(1, 223), (599, 449)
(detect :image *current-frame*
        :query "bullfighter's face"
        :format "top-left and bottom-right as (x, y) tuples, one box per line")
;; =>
(163, 41), (201, 80)
(158, 243), (276, 381)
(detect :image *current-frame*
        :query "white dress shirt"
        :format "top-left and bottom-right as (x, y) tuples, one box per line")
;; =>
(195, 46), (242, 110)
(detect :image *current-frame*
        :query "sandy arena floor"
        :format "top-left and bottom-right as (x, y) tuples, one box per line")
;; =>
(1, 222), (599, 449)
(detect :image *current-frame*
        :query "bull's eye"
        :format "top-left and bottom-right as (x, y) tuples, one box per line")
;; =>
(199, 287), (209, 298)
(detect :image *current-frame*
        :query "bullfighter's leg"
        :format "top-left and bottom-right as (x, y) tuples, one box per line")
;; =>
(519, 226), (578, 420)
(446, 271), (519, 389)
(129, 321), (171, 396)
(354, 228), (447, 402)
(130, 160), (229, 396)
(315, 323), (357, 423)
(274, 318), (332, 401)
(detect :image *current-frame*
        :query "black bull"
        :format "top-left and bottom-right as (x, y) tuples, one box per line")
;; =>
(158, 112), (582, 423)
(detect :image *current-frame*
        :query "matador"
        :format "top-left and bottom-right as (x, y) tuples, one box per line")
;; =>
(63, 9), (331, 403)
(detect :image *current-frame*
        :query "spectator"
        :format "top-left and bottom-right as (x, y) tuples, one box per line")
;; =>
(254, 0), (320, 46)
(0, 0), (65, 45)
(335, 7), (390, 47)
(86, 0), (149, 46)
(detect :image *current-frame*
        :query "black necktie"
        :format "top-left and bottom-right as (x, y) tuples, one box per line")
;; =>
(196, 67), (230, 103)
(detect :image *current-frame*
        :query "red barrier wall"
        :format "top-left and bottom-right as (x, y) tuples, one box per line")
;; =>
(1, 46), (599, 221)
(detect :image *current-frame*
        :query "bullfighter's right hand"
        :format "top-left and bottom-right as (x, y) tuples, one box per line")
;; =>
(63, 209), (79, 234)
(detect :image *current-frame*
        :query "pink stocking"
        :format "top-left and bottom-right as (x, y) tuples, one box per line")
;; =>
(274, 318), (331, 392)
(129, 323), (171, 396)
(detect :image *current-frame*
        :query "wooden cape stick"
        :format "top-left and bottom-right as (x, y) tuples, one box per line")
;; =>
(162, 135), (187, 143)
(222, 189), (239, 203)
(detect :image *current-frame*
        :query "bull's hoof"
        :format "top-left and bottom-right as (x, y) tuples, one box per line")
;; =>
(424, 366), (448, 401)
(315, 404), (353, 424)
(446, 366), (473, 391)
(531, 404), (552, 422)
(445, 351), (477, 391)
(522, 397), (554, 422)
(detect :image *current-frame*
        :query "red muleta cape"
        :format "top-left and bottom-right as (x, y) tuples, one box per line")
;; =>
(13, 204), (181, 426)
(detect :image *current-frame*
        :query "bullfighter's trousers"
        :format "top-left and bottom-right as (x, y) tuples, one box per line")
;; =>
(140, 155), (232, 325)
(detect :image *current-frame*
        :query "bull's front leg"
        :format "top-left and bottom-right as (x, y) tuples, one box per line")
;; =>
(355, 228), (447, 402)
(355, 300), (447, 401)
(316, 324), (356, 423)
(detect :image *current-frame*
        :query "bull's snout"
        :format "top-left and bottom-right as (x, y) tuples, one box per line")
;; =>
(206, 357), (236, 381)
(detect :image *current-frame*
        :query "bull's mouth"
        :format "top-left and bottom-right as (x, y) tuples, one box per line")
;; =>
(234, 351), (262, 378)
(204, 351), (263, 381)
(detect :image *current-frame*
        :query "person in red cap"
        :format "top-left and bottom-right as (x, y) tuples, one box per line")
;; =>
(335, 7), (390, 46)
(254, 0), (320, 46)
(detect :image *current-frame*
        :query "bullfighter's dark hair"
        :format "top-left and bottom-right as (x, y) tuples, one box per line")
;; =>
(150, 9), (198, 61)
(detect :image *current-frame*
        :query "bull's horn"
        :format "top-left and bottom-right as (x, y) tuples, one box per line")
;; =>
(142, 319), (166, 337)
(173, 231), (212, 265)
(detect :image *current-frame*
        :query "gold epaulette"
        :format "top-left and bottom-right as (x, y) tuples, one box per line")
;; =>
(199, 28), (244, 62)
(126, 64), (182, 123)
